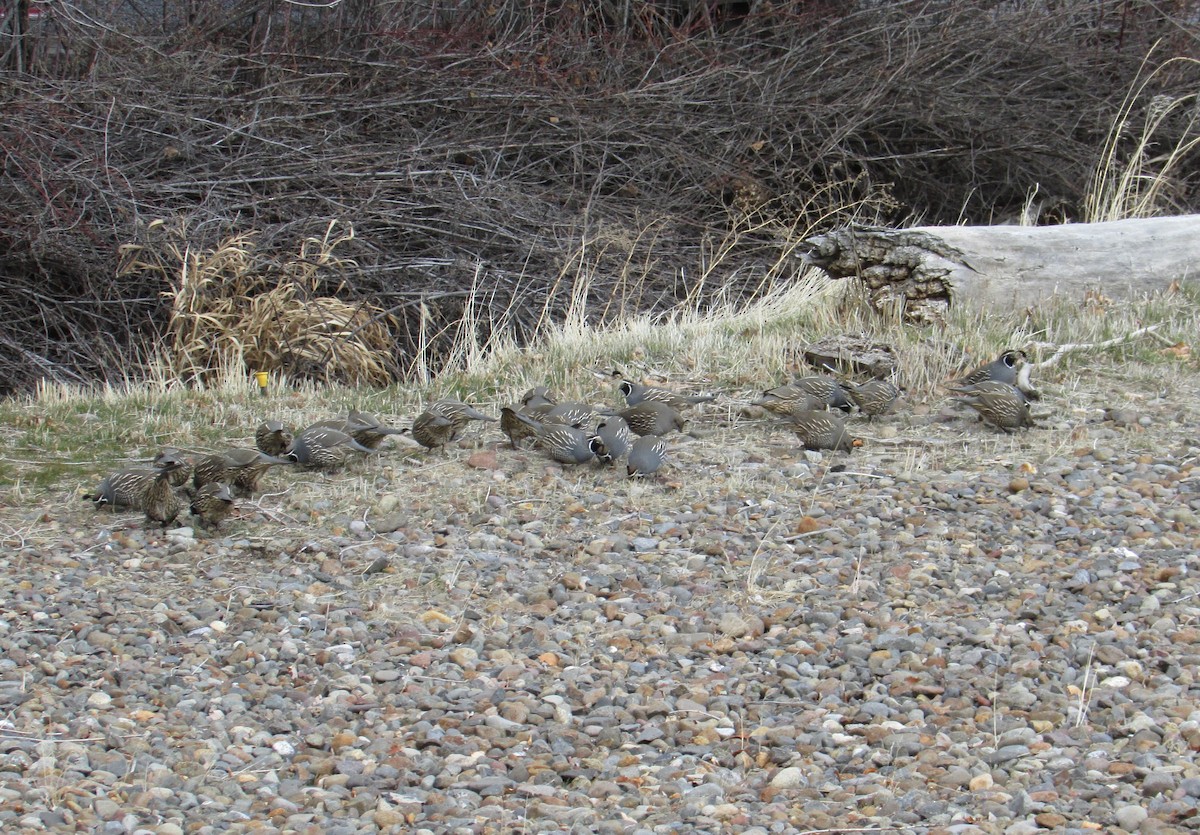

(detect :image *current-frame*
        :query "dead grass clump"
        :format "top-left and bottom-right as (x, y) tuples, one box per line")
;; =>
(117, 221), (397, 387)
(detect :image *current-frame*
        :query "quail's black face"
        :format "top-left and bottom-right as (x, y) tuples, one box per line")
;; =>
(619, 381), (634, 397)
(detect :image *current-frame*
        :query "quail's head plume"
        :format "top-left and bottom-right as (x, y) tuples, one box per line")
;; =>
(616, 401), (687, 436)
(846, 379), (900, 420)
(618, 380), (714, 411)
(952, 382), (1035, 432)
(949, 349), (1026, 388)
(190, 482), (235, 530)
(626, 435), (668, 478)
(255, 420), (293, 457)
(782, 410), (861, 452)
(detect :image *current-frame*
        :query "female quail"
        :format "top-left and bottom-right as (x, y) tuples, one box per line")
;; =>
(153, 447), (193, 487)
(287, 425), (377, 468)
(791, 375), (852, 412)
(344, 409), (407, 450)
(952, 383), (1035, 432)
(255, 420), (294, 457)
(846, 379), (900, 420)
(752, 385), (824, 416)
(783, 410), (861, 452)
(193, 448), (289, 496)
(412, 399), (496, 449)
(500, 406), (540, 450)
(190, 482), (235, 530)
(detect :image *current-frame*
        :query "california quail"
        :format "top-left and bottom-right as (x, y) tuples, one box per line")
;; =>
(616, 401), (687, 436)
(952, 383), (1035, 432)
(190, 482), (235, 530)
(791, 375), (853, 412)
(287, 425), (377, 469)
(626, 435), (668, 478)
(752, 385), (825, 417)
(412, 399), (496, 449)
(781, 410), (861, 452)
(193, 448), (289, 496)
(500, 406), (540, 450)
(153, 447), (193, 487)
(509, 411), (595, 464)
(949, 349), (1026, 388)
(344, 409), (407, 450)
(255, 420), (293, 457)
(142, 457), (184, 526)
(619, 380), (714, 411)
(543, 402), (598, 429)
(520, 386), (557, 409)
(846, 379), (900, 420)
(591, 415), (634, 464)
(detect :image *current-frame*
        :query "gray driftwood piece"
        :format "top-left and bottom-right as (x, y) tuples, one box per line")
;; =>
(800, 215), (1200, 322)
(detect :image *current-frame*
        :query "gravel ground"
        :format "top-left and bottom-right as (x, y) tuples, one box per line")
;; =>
(2, 366), (1199, 835)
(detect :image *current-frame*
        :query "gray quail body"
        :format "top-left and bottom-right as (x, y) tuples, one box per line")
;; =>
(591, 415), (634, 464)
(626, 435), (667, 478)
(190, 482), (235, 530)
(846, 379), (900, 420)
(412, 399), (496, 449)
(782, 410), (860, 452)
(543, 402), (597, 429)
(255, 420), (293, 457)
(520, 387), (557, 409)
(791, 375), (852, 412)
(344, 409), (406, 450)
(952, 383), (1034, 432)
(510, 412), (595, 464)
(616, 401), (687, 436)
(89, 453), (186, 525)
(949, 349), (1026, 388)
(619, 380), (714, 411)
(287, 426), (376, 468)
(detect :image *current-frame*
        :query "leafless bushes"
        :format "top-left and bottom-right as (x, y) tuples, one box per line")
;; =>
(0, 1), (1197, 393)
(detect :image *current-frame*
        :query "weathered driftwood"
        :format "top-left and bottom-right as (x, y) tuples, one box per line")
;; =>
(800, 215), (1200, 322)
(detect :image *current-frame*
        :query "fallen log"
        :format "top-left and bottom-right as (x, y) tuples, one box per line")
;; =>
(799, 215), (1200, 323)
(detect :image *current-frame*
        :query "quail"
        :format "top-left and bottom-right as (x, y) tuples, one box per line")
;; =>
(255, 420), (293, 457)
(616, 401), (687, 436)
(87, 453), (185, 521)
(509, 412), (595, 464)
(500, 406), (540, 450)
(845, 379), (900, 420)
(190, 482), (235, 530)
(193, 448), (290, 496)
(520, 386), (558, 409)
(152, 447), (194, 487)
(752, 386), (825, 417)
(949, 349), (1026, 388)
(591, 415), (634, 464)
(781, 410), (861, 452)
(618, 380), (714, 411)
(626, 435), (668, 478)
(791, 375), (853, 412)
(343, 409), (407, 450)
(952, 383), (1035, 432)
(543, 401), (598, 429)
(412, 399), (496, 449)
(287, 425), (377, 469)
(141, 456), (185, 526)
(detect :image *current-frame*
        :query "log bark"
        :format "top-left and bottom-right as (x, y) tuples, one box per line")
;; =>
(800, 215), (1200, 323)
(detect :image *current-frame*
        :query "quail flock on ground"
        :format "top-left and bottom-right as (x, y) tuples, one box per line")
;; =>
(85, 349), (1040, 530)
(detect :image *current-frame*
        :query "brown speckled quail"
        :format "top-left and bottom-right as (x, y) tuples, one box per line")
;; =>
(845, 379), (900, 420)
(153, 447), (193, 487)
(88, 453), (186, 525)
(752, 385), (825, 417)
(412, 399), (496, 449)
(255, 420), (293, 457)
(591, 415), (634, 464)
(520, 386), (557, 409)
(509, 412), (595, 464)
(952, 382), (1035, 432)
(626, 435), (668, 478)
(949, 349), (1026, 388)
(190, 482), (235, 530)
(193, 448), (290, 496)
(500, 406), (540, 450)
(782, 410), (861, 452)
(616, 401), (687, 436)
(619, 380), (714, 411)
(344, 410), (407, 450)
(287, 425), (377, 469)
(791, 375), (852, 412)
